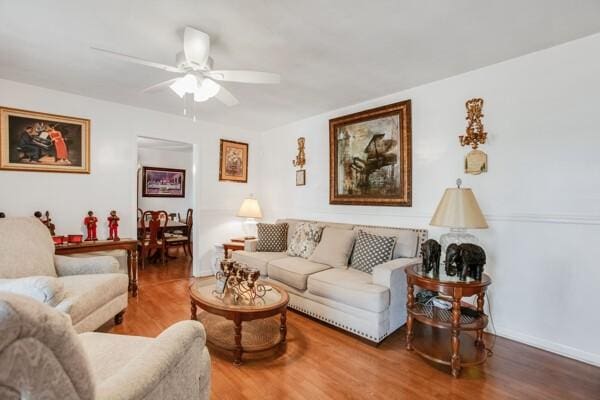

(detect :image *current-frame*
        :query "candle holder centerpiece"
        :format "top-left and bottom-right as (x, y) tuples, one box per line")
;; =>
(214, 259), (270, 305)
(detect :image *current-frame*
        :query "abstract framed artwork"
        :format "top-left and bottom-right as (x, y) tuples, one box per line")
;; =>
(0, 106), (90, 173)
(219, 139), (248, 183)
(329, 100), (412, 206)
(142, 166), (186, 198)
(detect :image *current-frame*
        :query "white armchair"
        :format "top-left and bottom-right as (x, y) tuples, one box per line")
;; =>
(0, 217), (128, 332)
(0, 292), (211, 400)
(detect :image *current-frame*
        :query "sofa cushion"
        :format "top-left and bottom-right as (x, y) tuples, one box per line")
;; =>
(307, 268), (390, 313)
(267, 257), (330, 291)
(232, 251), (287, 276)
(350, 230), (396, 274)
(0, 276), (65, 307)
(256, 223), (288, 252)
(309, 228), (356, 269)
(354, 226), (419, 258)
(0, 217), (56, 279)
(287, 222), (324, 259)
(55, 273), (128, 324)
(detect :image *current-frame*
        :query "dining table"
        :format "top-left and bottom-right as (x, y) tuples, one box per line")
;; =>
(137, 219), (188, 234)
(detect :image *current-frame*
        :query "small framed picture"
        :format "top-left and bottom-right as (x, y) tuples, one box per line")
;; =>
(296, 169), (306, 186)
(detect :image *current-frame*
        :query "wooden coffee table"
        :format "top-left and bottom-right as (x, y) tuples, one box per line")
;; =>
(189, 280), (289, 365)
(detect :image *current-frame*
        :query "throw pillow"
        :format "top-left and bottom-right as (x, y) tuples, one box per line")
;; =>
(350, 230), (396, 274)
(309, 227), (356, 268)
(287, 222), (324, 258)
(256, 223), (288, 252)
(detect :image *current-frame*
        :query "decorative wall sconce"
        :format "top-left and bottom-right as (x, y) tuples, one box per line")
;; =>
(459, 98), (488, 175)
(292, 137), (306, 169)
(459, 98), (487, 149)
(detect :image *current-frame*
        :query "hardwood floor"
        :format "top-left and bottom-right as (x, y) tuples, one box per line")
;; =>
(100, 253), (600, 399)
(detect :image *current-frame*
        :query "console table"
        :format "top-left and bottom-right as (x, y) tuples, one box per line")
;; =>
(55, 239), (139, 297)
(405, 264), (491, 378)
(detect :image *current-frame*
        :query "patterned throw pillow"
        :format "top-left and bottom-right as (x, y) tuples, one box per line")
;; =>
(256, 223), (288, 252)
(287, 222), (324, 258)
(350, 230), (397, 274)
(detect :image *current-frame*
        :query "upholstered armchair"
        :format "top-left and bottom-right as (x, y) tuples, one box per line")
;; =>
(0, 292), (211, 400)
(0, 217), (128, 332)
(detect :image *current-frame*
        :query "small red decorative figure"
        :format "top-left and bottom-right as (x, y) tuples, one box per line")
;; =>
(107, 210), (120, 241)
(84, 211), (98, 241)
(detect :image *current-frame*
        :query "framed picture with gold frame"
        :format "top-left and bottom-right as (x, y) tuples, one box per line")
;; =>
(329, 100), (412, 206)
(296, 169), (306, 186)
(0, 106), (90, 173)
(219, 139), (248, 183)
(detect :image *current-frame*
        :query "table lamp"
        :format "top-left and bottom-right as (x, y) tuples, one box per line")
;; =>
(430, 179), (488, 252)
(237, 194), (262, 239)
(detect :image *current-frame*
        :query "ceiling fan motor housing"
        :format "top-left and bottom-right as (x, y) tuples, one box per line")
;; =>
(176, 51), (212, 71)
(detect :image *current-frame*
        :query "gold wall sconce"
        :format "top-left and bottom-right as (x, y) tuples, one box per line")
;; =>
(459, 98), (487, 150)
(292, 137), (306, 169)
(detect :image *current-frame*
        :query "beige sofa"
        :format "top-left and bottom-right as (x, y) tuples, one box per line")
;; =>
(0, 292), (211, 400)
(233, 219), (427, 342)
(0, 217), (128, 332)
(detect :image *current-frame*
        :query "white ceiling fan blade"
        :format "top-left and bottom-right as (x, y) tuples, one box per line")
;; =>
(206, 70), (280, 84)
(213, 82), (239, 106)
(141, 78), (179, 93)
(183, 27), (210, 68)
(91, 47), (183, 73)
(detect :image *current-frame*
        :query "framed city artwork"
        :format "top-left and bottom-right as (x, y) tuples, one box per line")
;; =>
(219, 139), (248, 183)
(0, 106), (90, 173)
(142, 166), (186, 198)
(329, 100), (412, 206)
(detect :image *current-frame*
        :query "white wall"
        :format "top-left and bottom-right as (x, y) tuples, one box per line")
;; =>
(137, 147), (194, 217)
(0, 78), (259, 275)
(258, 34), (600, 366)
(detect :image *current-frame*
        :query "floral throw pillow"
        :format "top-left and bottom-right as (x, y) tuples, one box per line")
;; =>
(287, 222), (324, 258)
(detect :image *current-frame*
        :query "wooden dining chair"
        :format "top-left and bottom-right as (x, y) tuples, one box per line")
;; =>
(139, 210), (168, 268)
(166, 209), (193, 258)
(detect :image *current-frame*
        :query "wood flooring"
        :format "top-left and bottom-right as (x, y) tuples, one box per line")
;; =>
(100, 252), (600, 400)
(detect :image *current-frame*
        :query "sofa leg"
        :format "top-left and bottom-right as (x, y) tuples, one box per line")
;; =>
(114, 310), (125, 325)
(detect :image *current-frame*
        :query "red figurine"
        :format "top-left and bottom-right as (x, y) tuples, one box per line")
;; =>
(107, 210), (120, 241)
(84, 211), (98, 241)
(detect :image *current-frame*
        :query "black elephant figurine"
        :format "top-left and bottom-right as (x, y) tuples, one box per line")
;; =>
(445, 243), (486, 281)
(420, 239), (441, 275)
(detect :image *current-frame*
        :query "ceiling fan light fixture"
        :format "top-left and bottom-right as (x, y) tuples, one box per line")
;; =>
(169, 74), (197, 98)
(193, 78), (221, 102)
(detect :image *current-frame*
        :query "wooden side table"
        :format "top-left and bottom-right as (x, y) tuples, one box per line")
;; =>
(223, 239), (245, 259)
(55, 239), (139, 297)
(405, 264), (491, 378)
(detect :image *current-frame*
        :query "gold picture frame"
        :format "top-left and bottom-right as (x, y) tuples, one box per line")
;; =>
(219, 139), (248, 183)
(329, 100), (412, 206)
(0, 106), (90, 173)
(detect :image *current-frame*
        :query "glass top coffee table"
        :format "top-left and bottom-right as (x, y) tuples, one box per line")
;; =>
(189, 279), (289, 366)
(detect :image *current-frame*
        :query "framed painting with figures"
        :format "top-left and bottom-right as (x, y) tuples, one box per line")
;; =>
(219, 139), (248, 183)
(0, 106), (90, 173)
(329, 100), (412, 206)
(142, 166), (186, 198)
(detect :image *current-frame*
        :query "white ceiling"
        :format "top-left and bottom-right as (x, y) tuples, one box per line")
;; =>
(137, 136), (193, 152)
(1, 1), (600, 132)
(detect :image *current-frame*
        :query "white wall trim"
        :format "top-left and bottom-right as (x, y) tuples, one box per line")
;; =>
(265, 208), (600, 226)
(493, 325), (600, 367)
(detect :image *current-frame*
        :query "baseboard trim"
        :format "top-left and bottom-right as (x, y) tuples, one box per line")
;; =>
(493, 326), (600, 367)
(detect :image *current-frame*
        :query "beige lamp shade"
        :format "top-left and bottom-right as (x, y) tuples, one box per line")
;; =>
(430, 188), (488, 229)
(237, 197), (263, 219)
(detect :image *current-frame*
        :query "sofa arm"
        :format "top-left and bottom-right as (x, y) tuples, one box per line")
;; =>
(372, 257), (421, 289)
(244, 239), (258, 252)
(0, 276), (65, 306)
(95, 320), (210, 400)
(54, 255), (119, 276)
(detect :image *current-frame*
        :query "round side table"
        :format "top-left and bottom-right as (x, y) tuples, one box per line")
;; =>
(405, 264), (491, 378)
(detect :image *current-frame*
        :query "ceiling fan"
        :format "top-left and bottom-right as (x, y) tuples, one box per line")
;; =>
(91, 27), (280, 106)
